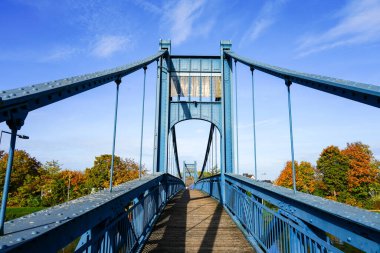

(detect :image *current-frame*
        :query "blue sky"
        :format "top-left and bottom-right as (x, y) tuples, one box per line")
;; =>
(0, 0), (380, 180)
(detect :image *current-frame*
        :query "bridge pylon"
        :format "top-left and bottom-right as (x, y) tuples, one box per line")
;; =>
(153, 40), (236, 179)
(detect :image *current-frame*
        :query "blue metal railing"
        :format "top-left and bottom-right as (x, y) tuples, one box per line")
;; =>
(0, 173), (184, 252)
(194, 174), (380, 253)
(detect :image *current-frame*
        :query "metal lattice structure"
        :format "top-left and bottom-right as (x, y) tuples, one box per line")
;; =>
(0, 40), (379, 252)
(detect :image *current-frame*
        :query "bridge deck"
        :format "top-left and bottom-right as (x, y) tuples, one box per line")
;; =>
(142, 189), (255, 252)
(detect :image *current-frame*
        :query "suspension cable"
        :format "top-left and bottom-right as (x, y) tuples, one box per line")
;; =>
(110, 79), (121, 192)
(234, 60), (240, 174)
(215, 130), (218, 172)
(138, 67), (147, 179)
(286, 80), (297, 193)
(251, 68), (258, 180)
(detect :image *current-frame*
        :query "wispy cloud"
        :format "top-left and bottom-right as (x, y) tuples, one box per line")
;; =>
(133, 0), (216, 45)
(40, 46), (78, 62)
(163, 0), (208, 45)
(132, 0), (162, 15)
(296, 0), (380, 57)
(91, 35), (131, 58)
(240, 0), (286, 46)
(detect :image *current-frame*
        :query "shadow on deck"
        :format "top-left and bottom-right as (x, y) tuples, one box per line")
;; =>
(142, 189), (255, 253)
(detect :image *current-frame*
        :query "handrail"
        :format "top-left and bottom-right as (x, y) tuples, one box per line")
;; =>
(0, 173), (184, 252)
(0, 50), (167, 123)
(194, 174), (380, 252)
(225, 51), (380, 108)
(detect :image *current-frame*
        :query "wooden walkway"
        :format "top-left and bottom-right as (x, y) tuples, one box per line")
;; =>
(142, 189), (255, 253)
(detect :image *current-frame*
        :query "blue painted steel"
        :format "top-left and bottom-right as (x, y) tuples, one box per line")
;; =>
(199, 124), (215, 179)
(251, 68), (258, 180)
(109, 80), (121, 192)
(221, 41), (234, 174)
(169, 102), (222, 131)
(170, 126), (181, 179)
(0, 51), (166, 124)
(0, 129), (17, 235)
(286, 81), (297, 193)
(225, 51), (380, 108)
(234, 60), (239, 174)
(154, 41), (171, 173)
(194, 174), (380, 253)
(0, 174), (184, 252)
(138, 67), (147, 179)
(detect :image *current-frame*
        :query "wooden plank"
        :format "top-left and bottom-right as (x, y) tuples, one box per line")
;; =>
(142, 190), (255, 252)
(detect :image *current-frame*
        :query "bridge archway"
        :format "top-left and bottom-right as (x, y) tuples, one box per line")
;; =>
(169, 119), (221, 179)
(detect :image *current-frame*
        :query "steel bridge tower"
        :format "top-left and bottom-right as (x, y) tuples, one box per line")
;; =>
(153, 40), (235, 176)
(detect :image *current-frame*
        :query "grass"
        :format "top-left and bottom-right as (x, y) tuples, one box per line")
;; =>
(5, 207), (45, 221)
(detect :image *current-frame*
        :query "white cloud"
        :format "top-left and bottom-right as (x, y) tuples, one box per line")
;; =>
(163, 0), (207, 45)
(240, 0), (286, 46)
(91, 35), (131, 58)
(296, 0), (380, 57)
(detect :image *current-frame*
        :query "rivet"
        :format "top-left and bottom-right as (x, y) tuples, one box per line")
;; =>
(58, 213), (63, 216)
(347, 237), (352, 242)
(31, 231), (39, 235)
(44, 225), (49, 229)
(16, 238), (24, 242)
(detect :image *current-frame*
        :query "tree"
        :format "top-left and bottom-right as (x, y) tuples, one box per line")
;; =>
(84, 154), (140, 192)
(0, 150), (42, 206)
(114, 158), (140, 185)
(60, 170), (86, 201)
(316, 146), (350, 201)
(39, 161), (66, 206)
(342, 142), (380, 206)
(275, 161), (316, 193)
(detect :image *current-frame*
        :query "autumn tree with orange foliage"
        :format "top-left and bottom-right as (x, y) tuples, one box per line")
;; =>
(275, 161), (316, 193)
(341, 142), (380, 207)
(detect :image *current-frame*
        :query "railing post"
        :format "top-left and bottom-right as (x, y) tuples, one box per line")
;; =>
(285, 80), (297, 193)
(139, 67), (147, 179)
(110, 79), (121, 192)
(251, 67), (258, 180)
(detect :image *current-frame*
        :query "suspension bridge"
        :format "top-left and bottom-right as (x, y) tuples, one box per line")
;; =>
(0, 40), (379, 252)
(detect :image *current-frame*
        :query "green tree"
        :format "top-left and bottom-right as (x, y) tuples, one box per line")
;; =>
(316, 146), (350, 201)
(84, 154), (122, 191)
(85, 155), (142, 192)
(275, 161), (316, 193)
(0, 150), (42, 206)
(39, 161), (66, 206)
